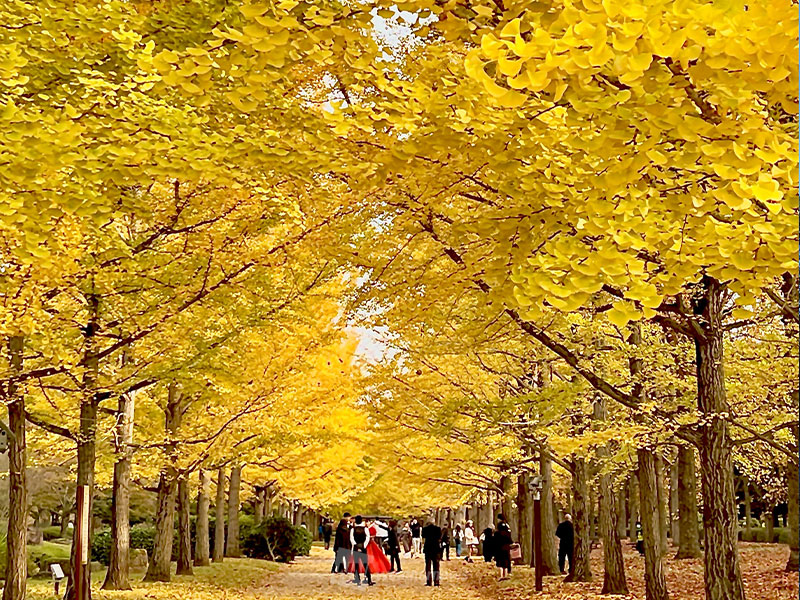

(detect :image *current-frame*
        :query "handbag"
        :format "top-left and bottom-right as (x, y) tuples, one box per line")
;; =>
(509, 543), (522, 560)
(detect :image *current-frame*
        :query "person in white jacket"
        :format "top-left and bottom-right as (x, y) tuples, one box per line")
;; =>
(463, 520), (478, 562)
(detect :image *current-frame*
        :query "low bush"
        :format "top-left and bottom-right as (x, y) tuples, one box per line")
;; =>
(242, 517), (311, 563)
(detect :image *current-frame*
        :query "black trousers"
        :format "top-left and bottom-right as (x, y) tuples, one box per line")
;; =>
(389, 551), (401, 571)
(331, 547), (349, 573)
(558, 545), (573, 573)
(352, 550), (371, 583)
(424, 553), (440, 586)
(441, 543), (449, 560)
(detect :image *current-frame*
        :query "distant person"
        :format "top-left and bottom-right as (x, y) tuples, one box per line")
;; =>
(386, 519), (402, 572)
(555, 513), (574, 575)
(422, 520), (443, 587)
(453, 524), (463, 557)
(410, 518), (422, 557)
(331, 512), (351, 573)
(440, 524), (451, 561)
(493, 514), (513, 580)
(464, 520), (479, 562)
(479, 524), (494, 563)
(349, 515), (374, 586)
(373, 518), (389, 549)
(634, 521), (644, 556)
(322, 519), (333, 550)
(400, 522), (412, 556)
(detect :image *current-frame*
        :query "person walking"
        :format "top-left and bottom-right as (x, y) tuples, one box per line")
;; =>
(322, 519), (333, 550)
(555, 513), (574, 575)
(440, 524), (450, 561)
(386, 519), (402, 572)
(422, 519), (443, 587)
(350, 515), (374, 586)
(453, 524), (463, 557)
(493, 514), (513, 580)
(331, 513), (352, 573)
(410, 518), (422, 557)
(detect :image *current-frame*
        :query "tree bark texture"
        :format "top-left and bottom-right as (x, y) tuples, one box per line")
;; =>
(638, 449), (669, 600)
(194, 470), (211, 566)
(540, 452), (560, 575)
(176, 478), (193, 575)
(565, 457), (592, 582)
(213, 467), (226, 563)
(676, 445), (702, 559)
(225, 465), (242, 557)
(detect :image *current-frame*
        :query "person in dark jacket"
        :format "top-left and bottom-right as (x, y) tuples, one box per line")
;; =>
(480, 525), (494, 563)
(386, 519), (402, 572)
(555, 514), (574, 574)
(421, 520), (443, 586)
(493, 514), (513, 580)
(322, 519), (333, 550)
(331, 512), (351, 573)
(440, 525), (450, 561)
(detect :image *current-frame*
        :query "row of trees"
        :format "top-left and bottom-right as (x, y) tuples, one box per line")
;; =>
(1, 3), (797, 600)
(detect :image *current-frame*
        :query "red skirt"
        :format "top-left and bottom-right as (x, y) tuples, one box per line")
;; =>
(348, 540), (392, 574)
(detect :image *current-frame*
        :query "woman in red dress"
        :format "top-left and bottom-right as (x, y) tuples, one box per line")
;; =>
(365, 520), (392, 573)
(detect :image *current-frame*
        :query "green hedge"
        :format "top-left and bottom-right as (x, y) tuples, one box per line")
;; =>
(242, 517), (311, 563)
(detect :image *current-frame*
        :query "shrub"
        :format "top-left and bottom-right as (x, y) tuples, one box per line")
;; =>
(91, 530), (112, 565)
(242, 517), (312, 563)
(42, 526), (64, 541)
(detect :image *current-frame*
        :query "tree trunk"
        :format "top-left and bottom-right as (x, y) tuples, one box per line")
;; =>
(103, 378), (135, 590)
(213, 467), (226, 563)
(638, 449), (669, 600)
(589, 486), (597, 542)
(4, 336), (26, 600)
(655, 454), (669, 555)
(499, 474), (513, 524)
(225, 465), (241, 557)
(766, 507), (775, 543)
(195, 470), (211, 566)
(599, 469), (628, 594)
(675, 445), (702, 559)
(670, 458), (679, 547)
(176, 478), (193, 575)
(617, 485), (627, 539)
(786, 459), (799, 571)
(629, 474), (639, 542)
(143, 471), (178, 581)
(517, 471), (532, 565)
(67, 293), (100, 600)
(254, 486), (264, 526)
(693, 278), (745, 600)
(540, 453), (560, 575)
(144, 383), (182, 582)
(743, 476), (751, 540)
(565, 457), (592, 582)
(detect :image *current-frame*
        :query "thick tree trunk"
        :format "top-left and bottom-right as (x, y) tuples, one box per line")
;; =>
(195, 470), (211, 566)
(589, 486), (597, 542)
(629, 474), (639, 542)
(670, 459), (679, 547)
(4, 336), (26, 600)
(599, 470), (628, 594)
(786, 459), (799, 571)
(540, 453), (560, 575)
(655, 454), (669, 555)
(176, 478), (193, 575)
(499, 474), (513, 524)
(675, 445), (702, 559)
(144, 383), (182, 582)
(225, 465), (241, 557)
(517, 471), (532, 565)
(638, 449), (669, 600)
(617, 485), (627, 539)
(565, 457), (592, 582)
(766, 507), (775, 543)
(103, 381), (135, 590)
(213, 467), (226, 563)
(693, 279), (745, 600)
(143, 471), (178, 581)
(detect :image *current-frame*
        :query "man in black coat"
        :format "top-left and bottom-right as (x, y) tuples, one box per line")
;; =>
(555, 513), (574, 575)
(331, 512), (352, 573)
(421, 520), (442, 587)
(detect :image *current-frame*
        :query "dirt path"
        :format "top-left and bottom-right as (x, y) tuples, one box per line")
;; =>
(256, 547), (490, 600)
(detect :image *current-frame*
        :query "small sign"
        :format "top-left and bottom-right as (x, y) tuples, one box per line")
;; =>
(50, 564), (64, 580)
(0, 429), (7, 453)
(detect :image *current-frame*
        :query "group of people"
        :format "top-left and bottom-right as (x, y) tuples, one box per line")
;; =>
(324, 511), (578, 587)
(329, 513), (453, 586)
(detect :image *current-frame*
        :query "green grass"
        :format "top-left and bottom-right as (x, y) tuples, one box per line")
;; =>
(26, 558), (280, 600)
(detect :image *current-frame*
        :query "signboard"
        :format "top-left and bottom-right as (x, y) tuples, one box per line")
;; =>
(77, 485), (90, 565)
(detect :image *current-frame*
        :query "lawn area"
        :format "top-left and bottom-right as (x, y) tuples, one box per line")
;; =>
(26, 559), (279, 600)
